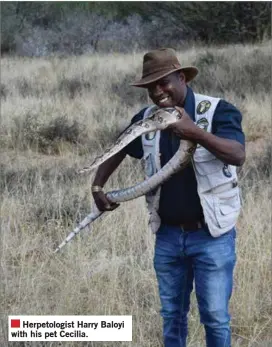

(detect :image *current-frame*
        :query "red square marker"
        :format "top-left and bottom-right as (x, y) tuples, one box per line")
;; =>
(11, 319), (20, 328)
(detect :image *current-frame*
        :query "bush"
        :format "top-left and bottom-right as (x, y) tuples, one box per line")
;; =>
(190, 48), (271, 96)
(16, 77), (39, 97)
(239, 142), (271, 190)
(1, 2), (271, 56)
(11, 114), (86, 154)
(0, 84), (8, 100)
(110, 73), (148, 107)
(58, 78), (92, 99)
(14, 11), (111, 56)
(0, 164), (80, 195)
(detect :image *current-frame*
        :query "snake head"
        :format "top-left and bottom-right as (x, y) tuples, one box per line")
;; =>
(78, 107), (180, 174)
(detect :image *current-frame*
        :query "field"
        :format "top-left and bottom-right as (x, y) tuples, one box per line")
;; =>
(0, 41), (271, 346)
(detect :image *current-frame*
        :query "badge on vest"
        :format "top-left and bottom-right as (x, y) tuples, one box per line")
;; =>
(196, 117), (209, 148)
(223, 164), (232, 178)
(197, 100), (211, 115)
(196, 117), (209, 131)
(145, 131), (156, 140)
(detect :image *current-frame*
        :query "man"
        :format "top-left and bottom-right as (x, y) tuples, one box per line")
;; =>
(91, 48), (245, 347)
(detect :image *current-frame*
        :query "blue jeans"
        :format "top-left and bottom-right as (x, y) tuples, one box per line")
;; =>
(153, 224), (236, 347)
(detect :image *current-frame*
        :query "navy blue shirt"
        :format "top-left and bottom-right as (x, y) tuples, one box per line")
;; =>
(124, 87), (245, 225)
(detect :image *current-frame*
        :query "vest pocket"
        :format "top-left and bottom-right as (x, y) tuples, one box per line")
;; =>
(214, 188), (241, 228)
(194, 147), (215, 160)
(193, 151), (223, 175)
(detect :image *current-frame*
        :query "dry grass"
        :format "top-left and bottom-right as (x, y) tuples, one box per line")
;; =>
(0, 42), (271, 347)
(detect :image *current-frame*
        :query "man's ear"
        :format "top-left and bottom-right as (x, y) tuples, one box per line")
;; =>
(179, 71), (186, 83)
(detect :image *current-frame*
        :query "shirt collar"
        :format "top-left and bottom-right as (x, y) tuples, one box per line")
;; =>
(183, 86), (195, 121)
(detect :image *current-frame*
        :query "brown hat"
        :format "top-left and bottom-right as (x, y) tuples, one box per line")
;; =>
(132, 48), (198, 88)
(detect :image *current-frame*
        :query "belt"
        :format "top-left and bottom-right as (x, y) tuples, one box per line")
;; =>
(179, 218), (206, 231)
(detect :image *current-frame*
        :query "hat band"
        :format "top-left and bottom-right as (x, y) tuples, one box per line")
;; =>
(142, 64), (181, 79)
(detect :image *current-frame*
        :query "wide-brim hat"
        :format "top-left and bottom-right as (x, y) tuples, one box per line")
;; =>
(132, 48), (198, 88)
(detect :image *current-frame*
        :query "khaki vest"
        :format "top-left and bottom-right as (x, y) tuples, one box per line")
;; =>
(141, 93), (241, 237)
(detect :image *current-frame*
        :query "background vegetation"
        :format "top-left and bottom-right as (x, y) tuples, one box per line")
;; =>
(1, 2), (271, 55)
(1, 41), (271, 346)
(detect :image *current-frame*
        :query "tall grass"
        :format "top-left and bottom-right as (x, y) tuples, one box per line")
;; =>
(0, 41), (271, 346)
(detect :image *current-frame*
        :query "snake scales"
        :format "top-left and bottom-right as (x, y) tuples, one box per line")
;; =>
(54, 107), (196, 253)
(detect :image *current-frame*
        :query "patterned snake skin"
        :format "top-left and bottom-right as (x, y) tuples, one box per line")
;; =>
(54, 108), (196, 253)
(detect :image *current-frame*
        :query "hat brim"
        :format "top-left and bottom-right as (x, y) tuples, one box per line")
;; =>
(131, 66), (198, 88)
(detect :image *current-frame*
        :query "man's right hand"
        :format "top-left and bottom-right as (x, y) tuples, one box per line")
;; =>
(92, 190), (120, 212)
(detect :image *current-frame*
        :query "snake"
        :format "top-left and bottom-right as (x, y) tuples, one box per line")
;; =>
(54, 107), (196, 253)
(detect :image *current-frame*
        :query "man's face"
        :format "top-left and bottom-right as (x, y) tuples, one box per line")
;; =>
(146, 72), (186, 108)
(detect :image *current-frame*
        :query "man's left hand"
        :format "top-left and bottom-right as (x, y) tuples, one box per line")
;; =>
(167, 106), (199, 140)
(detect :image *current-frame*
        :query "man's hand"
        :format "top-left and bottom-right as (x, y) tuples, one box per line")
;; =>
(168, 107), (245, 166)
(168, 106), (199, 140)
(92, 190), (120, 212)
